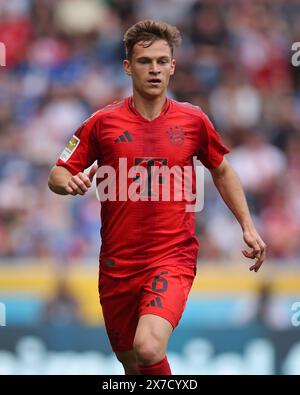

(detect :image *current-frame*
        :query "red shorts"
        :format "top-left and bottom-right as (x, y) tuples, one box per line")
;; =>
(98, 264), (196, 353)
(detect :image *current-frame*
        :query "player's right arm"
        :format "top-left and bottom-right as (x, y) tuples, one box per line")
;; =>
(48, 164), (98, 196)
(48, 112), (101, 196)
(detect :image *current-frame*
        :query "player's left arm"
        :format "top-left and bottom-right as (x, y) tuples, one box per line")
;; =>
(210, 157), (267, 272)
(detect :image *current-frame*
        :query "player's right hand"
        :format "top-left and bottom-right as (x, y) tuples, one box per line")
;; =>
(65, 163), (98, 196)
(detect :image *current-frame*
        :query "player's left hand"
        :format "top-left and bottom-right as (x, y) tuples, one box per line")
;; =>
(242, 228), (267, 272)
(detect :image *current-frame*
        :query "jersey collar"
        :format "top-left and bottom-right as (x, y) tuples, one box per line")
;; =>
(127, 96), (171, 122)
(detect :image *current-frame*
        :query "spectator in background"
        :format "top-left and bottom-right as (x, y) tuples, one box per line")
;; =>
(42, 275), (81, 326)
(0, 0), (299, 263)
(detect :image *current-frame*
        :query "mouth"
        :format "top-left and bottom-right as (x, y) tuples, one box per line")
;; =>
(147, 78), (162, 86)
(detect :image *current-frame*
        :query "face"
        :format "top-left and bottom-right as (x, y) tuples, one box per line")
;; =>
(123, 39), (176, 98)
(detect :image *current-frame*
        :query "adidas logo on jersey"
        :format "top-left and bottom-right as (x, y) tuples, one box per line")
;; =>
(146, 296), (163, 308)
(114, 130), (133, 143)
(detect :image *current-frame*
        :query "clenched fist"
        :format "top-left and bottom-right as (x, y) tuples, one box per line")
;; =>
(65, 163), (98, 196)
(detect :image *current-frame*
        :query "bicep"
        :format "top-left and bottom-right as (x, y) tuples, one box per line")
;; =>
(196, 113), (230, 169)
(209, 157), (231, 178)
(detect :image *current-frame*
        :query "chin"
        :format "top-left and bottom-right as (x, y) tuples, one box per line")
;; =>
(144, 88), (165, 98)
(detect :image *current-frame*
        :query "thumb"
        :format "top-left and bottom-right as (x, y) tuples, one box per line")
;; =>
(88, 163), (99, 182)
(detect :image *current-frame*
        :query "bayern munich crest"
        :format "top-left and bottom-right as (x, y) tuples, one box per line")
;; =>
(166, 126), (186, 146)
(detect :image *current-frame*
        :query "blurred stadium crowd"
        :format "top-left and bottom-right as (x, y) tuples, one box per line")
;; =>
(0, 0), (300, 264)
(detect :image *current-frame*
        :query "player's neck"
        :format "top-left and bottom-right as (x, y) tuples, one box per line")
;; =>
(132, 92), (167, 121)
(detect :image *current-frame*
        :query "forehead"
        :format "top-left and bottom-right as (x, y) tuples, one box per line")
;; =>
(132, 39), (172, 59)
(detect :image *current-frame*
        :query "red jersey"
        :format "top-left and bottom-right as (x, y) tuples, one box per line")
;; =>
(56, 97), (230, 275)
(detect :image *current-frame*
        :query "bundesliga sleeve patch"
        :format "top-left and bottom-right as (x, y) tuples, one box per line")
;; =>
(59, 135), (80, 162)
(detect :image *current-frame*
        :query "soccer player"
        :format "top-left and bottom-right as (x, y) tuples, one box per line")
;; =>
(48, 20), (266, 375)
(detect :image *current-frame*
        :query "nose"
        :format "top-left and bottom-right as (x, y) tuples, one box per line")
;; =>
(149, 61), (161, 74)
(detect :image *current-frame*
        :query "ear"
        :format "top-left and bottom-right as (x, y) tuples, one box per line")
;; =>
(123, 59), (132, 76)
(170, 58), (176, 76)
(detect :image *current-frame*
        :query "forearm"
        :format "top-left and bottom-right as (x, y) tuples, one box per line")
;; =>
(210, 158), (266, 271)
(48, 166), (73, 195)
(211, 165), (254, 231)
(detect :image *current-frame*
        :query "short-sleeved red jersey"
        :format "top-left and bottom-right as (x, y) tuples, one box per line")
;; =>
(56, 97), (230, 276)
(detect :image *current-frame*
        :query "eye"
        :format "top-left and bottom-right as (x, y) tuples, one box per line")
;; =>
(159, 59), (169, 64)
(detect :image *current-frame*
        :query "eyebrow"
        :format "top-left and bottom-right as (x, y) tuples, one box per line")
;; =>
(135, 56), (171, 61)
